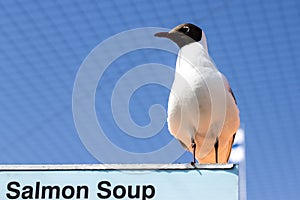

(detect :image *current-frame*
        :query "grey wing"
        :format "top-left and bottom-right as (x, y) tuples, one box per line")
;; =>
(221, 73), (237, 105)
(229, 87), (237, 105)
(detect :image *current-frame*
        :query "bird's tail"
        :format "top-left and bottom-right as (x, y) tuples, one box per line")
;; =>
(197, 133), (236, 164)
(218, 133), (236, 163)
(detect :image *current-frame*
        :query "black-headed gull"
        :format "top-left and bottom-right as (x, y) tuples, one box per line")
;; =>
(155, 23), (240, 164)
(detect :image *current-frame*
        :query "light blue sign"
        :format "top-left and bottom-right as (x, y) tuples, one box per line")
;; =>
(0, 164), (238, 200)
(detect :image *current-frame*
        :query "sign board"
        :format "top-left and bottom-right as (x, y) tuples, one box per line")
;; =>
(0, 164), (238, 200)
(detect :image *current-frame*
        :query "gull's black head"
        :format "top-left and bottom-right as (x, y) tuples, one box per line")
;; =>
(154, 23), (203, 48)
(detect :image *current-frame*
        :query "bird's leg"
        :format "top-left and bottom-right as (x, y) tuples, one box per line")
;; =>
(191, 139), (196, 165)
(214, 138), (219, 163)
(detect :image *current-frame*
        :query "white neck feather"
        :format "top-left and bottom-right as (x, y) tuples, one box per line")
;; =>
(176, 41), (217, 71)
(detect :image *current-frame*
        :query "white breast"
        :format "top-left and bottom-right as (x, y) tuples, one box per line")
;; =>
(167, 42), (239, 158)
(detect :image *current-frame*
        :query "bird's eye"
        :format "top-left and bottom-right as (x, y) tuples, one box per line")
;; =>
(181, 26), (190, 33)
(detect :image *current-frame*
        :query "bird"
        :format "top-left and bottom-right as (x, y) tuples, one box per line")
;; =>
(154, 23), (240, 164)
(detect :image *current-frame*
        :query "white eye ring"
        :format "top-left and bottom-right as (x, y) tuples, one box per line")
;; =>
(182, 26), (190, 33)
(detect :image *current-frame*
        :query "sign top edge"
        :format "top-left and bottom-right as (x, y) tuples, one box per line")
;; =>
(0, 164), (236, 171)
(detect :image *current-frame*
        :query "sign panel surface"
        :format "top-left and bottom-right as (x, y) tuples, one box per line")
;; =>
(0, 164), (238, 200)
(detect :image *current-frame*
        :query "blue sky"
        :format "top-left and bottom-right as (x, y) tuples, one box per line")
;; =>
(0, 0), (300, 199)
